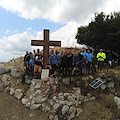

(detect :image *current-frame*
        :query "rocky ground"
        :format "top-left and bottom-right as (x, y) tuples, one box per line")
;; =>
(0, 80), (119, 120)
(0, 86), (47, 120)
(0, 57), (120, 120)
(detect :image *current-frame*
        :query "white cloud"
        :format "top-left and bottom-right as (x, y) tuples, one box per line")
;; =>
(27, 27), (32, 31)
(0, 22), (83, 62)
(0, 0), (120, 24)
(99, 1), (120, 14)
(0, 29), (48, 61)
(51, 22), (83, 47)
(0, 31), (33, 54)
(5, 29), (10, 34)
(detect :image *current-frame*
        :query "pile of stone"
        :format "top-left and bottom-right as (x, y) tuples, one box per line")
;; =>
(0, 64), (11, 75)
(98, 74), (116, 93)
(21, 79), (95, 120)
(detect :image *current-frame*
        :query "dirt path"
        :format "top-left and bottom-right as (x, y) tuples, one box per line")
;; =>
(0, 86), (47, 120)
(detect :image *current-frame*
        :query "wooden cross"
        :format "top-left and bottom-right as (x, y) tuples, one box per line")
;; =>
(31, 29), (61, 67)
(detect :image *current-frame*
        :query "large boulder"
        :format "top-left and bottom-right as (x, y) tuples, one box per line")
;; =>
(14, 89), (24, 100)
(11, 68), (19, 77)
(33, 95), (47, 104)
(53, 103), (60, 113)
(49, 115), (54, 120)
(0, 66), (6, 74)
(42, 103), (51, 112)
(5, 68), (11, 73)
(1, 74), (11, 86)
(0, 66), (11, 74)
(61, 105), (69, 115)
(62, 78), (70, 86)
(22, 97), (29, 105)
(30, 104), (41, 110)
(107, 82), (114, 88)
(11, 67), (22, 78)
(10, 88), (15, 95)
(100, 84), (107, 90)
(114, 96), (120, 109)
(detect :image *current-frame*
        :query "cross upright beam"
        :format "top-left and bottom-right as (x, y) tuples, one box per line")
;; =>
(31, 29), (61, 67)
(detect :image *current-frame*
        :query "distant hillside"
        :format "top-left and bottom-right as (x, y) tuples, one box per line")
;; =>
(50, 46), (82, 53)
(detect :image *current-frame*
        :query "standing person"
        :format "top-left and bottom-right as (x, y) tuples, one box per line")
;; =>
(81, 48), (88, 74)
(67, 50), (74, 76)
(86, 50), (93, 74)
(77, 51), (84, 75)
(33, 49), (36, 64)
(72, 52), (80, 75)
(59, 50), (64, 75)
(29, 52), (33, 60)
(97, 49), (106, 72)
(11, 58), (15, 67)
(56, 50), (61, 69)
(29, 55), (34, 72)
(60, 50), (64, 64)
(34, 49), (43, 78)
(86, 45), (93, 53)
(91, 50), (96, 74)
(24, 51), (30, 70)
(61, 52), (68, 77)
(74, 52), (80, 65)
(49, 50), (57, 71)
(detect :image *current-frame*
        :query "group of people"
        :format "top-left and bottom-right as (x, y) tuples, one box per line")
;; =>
(24, 46), (107, 96)
(24, 49), (43, 77)
(24, 46), (107, 77)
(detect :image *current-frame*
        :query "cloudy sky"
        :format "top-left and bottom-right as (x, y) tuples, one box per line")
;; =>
(0, 0), (120, 62)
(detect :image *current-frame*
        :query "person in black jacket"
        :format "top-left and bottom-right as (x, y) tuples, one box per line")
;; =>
(34, 49), (43, 78)
(67, 50), (74, 76)
(24, 51), (30, 70)
(61, 52), (68, 77)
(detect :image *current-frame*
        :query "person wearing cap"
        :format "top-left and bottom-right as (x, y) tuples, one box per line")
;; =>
(97, 49), (106, 72)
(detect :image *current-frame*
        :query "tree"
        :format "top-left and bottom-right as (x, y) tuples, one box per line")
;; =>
(75, 12), (120, 55)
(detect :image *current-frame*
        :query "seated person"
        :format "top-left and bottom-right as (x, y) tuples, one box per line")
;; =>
(41, 65), (57, 96)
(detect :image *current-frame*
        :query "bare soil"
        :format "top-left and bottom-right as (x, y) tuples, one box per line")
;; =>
(0, 86), (48, 120)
